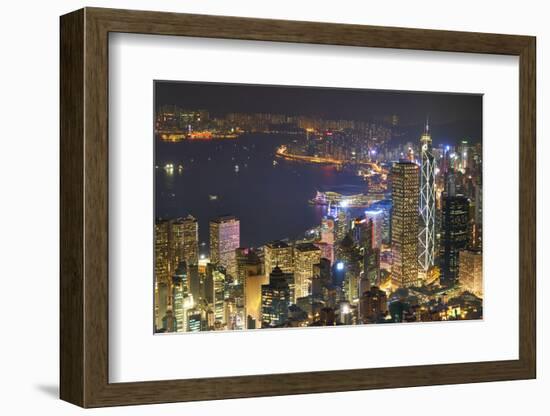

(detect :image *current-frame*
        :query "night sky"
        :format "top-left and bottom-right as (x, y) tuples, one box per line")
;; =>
(155, 81), (482, 144)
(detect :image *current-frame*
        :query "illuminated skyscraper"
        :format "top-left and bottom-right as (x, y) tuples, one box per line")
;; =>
(473, 180), (483, 249)
(187, 309), (202, 332)
(336, 209), (349, 242)
(236, 248), (262, 286)
(391, 161), (420, 287)
(155, 219), (170, 284)
(351, 217), (380, 287)
(440, 194), (470, 284)
(236, 248), (265, 328)
(261, 266), (291, 327)
(459, 249), (483, 297)
(364, 210), (384, 249)
(321, 216), (336, 245)
(293, 243), (321, 301)
(155, 280), (170, 331)
(174, 215), (199, 266)
(264, 240), (294, 275)
(319, 216), (336, 263)
(172, 262), (187, 332)
(172, 262), (188, 332)
(224, 297), (246, 330)
(418, 120), (436, 273)
(336, 234), (362, 302)
(209, 216), (240, 278)
(458, 140), (470, 171)
(351, 217), (369, 246)
(368, 199), (392, 245)
(244, 273), (269, 329)
(212, 268), (226, 325)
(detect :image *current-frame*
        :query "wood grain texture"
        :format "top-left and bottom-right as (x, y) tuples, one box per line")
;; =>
(518, 38), (536, 376)
(59, 8), (84, 407)
(59, 7), (537, 408)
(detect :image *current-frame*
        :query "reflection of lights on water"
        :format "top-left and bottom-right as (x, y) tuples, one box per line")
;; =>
(164, 163), (174, 175)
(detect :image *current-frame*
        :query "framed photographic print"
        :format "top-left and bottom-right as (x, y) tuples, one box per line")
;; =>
(60, 7), (536, 408)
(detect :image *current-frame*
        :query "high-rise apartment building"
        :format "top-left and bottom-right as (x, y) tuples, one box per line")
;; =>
(264, 240), (294, 276)
(459, 249), (483, 297)
(155, 219), (170, 284)
(364, 209), (384, 249)
(172, 215), (199, 267)
(261, 266), (291, 328)
(391, 161), (420, 287)
(209, 216), (240, 277)
(293, 243), (321, 301)
(440, 194), (470, 284)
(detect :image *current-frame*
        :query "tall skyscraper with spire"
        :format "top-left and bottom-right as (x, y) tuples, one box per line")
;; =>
(418, 119), (436, 274)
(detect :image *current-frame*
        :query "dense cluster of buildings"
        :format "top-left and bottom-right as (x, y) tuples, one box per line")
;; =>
(155, 105), (392, 145)
(154, 119), (483, 333)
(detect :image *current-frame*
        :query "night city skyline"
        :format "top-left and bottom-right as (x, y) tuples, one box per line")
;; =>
(154, 81), (483, 334)
(155, 81), (483, 142)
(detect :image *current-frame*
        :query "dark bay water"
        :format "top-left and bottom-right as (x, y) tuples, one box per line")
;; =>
(155, 133), (366, 253)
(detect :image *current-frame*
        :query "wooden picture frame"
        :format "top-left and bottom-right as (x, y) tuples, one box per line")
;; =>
(60, 7), (536, 408)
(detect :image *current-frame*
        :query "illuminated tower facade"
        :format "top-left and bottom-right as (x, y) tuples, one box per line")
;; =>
(154, 219), (170, 283)
(459, 249), (483, 297)
(261, 266), (291, 328)
(418, 120), (436, 274)
(209, 216), (240, 278)
(293, 243), (321, 301)
(172, 262), (190, 332)
(264, 240), (294, 275)
(391, 161), (420, 287)
(364, 209), (384, 249)
(180, 215), (199, 266)
(440, 195), (470, 284)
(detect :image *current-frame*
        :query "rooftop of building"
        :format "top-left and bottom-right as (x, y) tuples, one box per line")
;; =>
(266, 240), (290, 249)
(174, 214), (197, 223)
(295, 242), (321, 252)
(210, 215), (239, 223)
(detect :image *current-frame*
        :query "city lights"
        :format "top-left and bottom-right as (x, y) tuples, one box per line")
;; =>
(153, 83), (483, 334)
